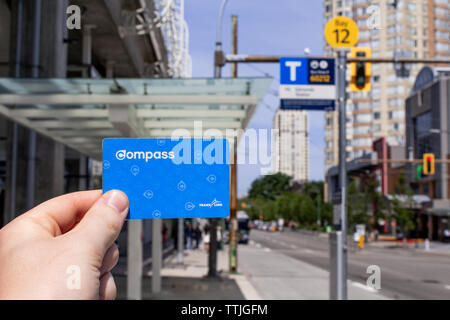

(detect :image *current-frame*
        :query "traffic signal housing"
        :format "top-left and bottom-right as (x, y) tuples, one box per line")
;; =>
(350, 47), (371, 92)
(423, 153), (435, 175)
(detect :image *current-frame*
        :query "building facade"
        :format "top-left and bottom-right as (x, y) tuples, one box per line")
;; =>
(405, 66), (450, 240)
(272, 109), (309, 183)
(323, 0), (450, 170)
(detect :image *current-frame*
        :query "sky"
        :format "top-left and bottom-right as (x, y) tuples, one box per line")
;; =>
(184, 0), (325, 197)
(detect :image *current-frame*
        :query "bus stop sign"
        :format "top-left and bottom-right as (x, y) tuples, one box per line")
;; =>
(280, 57), (336, 111)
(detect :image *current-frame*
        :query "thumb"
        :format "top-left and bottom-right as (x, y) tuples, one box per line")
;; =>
(69, 190), (129, 257)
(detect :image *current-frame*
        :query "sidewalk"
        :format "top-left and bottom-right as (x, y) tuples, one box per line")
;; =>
(367, 239), (450, 255)
(114, 239), (389, 300)
(239, 240), (389, 300)
(114, 243), (259, 300)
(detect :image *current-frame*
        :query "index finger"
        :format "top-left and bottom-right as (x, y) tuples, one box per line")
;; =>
(25, 190), (103, 236)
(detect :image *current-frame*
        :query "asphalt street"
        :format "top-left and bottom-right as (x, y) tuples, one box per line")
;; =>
(246, 229), (450, 300)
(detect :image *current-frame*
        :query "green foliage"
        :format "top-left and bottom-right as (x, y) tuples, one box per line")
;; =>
(242, 178), (332, 228)
(391, 173), (416, 239)
(248, 172), (291, 200)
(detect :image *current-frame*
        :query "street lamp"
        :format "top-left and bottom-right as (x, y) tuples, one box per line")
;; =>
(214, 0), (228, 78)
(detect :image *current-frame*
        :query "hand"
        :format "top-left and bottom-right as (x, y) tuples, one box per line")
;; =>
(0, 189), (129, 300)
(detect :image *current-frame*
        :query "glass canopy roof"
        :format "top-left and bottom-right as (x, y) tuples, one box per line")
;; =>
(0, 77), (273, 159)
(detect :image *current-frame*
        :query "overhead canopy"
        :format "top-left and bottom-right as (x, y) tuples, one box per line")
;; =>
(0, 77), (272, 159)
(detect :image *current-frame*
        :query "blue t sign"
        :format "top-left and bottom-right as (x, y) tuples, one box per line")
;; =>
(279, 57), (336, 111)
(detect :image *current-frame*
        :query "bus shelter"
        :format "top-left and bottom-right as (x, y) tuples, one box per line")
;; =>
(0, 77), (272, 299)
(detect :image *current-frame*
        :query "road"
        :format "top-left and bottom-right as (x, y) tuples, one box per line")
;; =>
(244, 229), (450, 300)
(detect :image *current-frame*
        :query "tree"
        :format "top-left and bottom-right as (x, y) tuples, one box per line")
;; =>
(347, 180), (371, 229)
(391, 173), (416, 241)
(299, 195), (316, 225)
(248, 173), (291, 200)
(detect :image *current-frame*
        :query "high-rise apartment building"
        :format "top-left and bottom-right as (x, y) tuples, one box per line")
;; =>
(323, 0), (450, 170)
(272, 109), (309, 182)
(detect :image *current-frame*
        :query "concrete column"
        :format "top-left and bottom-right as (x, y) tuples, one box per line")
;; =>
(127, 220), (143, 300)
(34, 0), (67, 205)
(5, 0), (66, 219)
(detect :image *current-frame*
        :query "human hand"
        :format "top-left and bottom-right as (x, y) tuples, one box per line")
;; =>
(0, 189), (129, 300)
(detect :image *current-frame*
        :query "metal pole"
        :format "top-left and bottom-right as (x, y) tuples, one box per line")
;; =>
(229, 138), (238, 273)
(337, 49), (348, 300)
(228, 14), (238, 274)
(224, 54), (450, 65)
(231, 15), (238, 78)
(152, 219), (162, 293)
(177, 218), (184, 264)
(208, 0), (228, 277)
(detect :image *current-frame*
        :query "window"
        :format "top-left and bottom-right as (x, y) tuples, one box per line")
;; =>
(414, 112), (432, 139)
(406, 2), (416, 11)
(434, 31), (449, 41)
(388, 98), (398, 107)
(374, 112), (380, 119)
(372, 99), (380, 108)
(326, 152), (333, 161)
(435, 18), (448, 29)
(389, 110), (404, 119)
(436, 43), (450, 53)
(355, 113), (372, 123)
(434, 7), (448, 17)
(372, 124), (381, 132)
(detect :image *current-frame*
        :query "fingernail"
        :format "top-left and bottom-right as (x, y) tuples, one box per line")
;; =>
(104, 190), (128, 213)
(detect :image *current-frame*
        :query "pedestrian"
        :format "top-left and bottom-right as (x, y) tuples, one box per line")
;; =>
(185, 222), (193, 250)
(194, 224), (202, 249)
(162, 223), (168, 244)
(443, 228), (450, 243)
(203, 224), (210, 252)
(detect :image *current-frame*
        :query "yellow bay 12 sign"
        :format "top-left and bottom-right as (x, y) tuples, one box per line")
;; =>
(324, 16), (359, 48)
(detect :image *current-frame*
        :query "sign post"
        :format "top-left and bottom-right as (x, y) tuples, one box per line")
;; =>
(324, 15), (359, 300)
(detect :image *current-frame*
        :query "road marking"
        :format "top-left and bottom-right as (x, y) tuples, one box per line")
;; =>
(304, 249), (313, 253)
(351, 281), (378, 293)
(290, 244), (297, 249)
(256, 243), (262, 248)
(249, 240), (255, 245)
(279, 241), (286, 245)
(264, 248), (271, 252)
(445, 285), (450, 290)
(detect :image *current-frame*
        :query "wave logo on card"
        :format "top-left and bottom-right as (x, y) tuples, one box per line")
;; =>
(115, 149), (175, 162)
(199, 198), (223, 208)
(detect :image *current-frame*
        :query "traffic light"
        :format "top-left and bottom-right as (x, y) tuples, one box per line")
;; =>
(423, 153), (435, 175)
(416, 164), (423, 180)
(350, 47), (371, 92)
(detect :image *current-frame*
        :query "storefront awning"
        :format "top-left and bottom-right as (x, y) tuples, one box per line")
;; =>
(0, 77), (272, 159)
